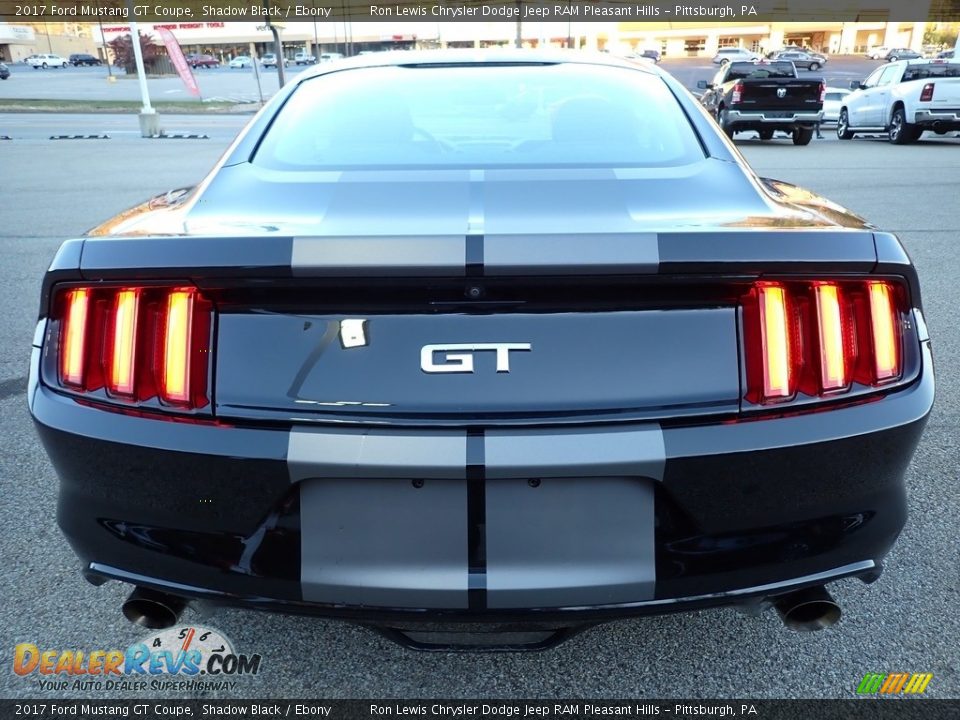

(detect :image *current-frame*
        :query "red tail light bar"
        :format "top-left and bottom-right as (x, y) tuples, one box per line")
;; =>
(743, 279), (905, 405)
(57, 285), (212, 411)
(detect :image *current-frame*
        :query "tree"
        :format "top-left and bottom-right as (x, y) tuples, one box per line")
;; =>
(924, 22), (960, 48)
(107, 31), (163, 74)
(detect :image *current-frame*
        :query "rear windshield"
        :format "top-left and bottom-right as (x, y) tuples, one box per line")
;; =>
(253, 63), (705, 170)
(726, 62), (796, 80)
(903, 63), (960, 81)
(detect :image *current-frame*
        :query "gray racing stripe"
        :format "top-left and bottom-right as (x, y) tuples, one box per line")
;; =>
(291, 235), (466, 276)
(483, 232), (658, 275)
(484, 424), (665, 480)
(292, 424), (662, 610)
(293, 428), (470, 608)
(300, 478), (469, 608)
(484, 424), (662, 608)
(288, 427), (468, 480)
(485, 477), (656, 608)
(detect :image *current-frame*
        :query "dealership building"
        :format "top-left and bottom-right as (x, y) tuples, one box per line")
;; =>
(0, 10), (941, 65)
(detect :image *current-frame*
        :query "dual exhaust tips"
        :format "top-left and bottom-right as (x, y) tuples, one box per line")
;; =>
(120, 584), (841, 633)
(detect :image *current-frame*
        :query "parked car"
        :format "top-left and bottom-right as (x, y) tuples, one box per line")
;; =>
(867, 46), (890, 59)
(68, 53), (101, 67)
(294, 52), (316, 65)
(885, 48), (922, 62)
(319, 53), (344, 63)
(187, 54), (219, 69)
(839, 59), (960, 143)
(260, 53), (290, 68)
(0, 62), (9, 80)
(712, 47), (760, 64)
(27, 54), (67, 69)
(821, 86), (852, 124)
(228, 56), (252, 69)
(29, 50), (933, 650)
(936, 49), (955, 59)
(635, 49), (661, 63)
(770, 50), (827, 70)
(697, 60), (825, 144)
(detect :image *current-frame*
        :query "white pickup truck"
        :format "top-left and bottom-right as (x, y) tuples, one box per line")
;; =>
(838, 59), (960, 143)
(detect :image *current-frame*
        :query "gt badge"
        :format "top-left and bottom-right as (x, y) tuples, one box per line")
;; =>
(421, 343), (532, 374)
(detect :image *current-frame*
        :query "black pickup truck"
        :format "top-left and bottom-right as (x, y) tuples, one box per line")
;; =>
(697, 61), (825, 145)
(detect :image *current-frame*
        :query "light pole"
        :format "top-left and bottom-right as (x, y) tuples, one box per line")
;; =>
(264, 0), (285, 87)
(94, 2), (113, 78)
(128, 19), (160, 137)
(515, 1), (522, 49)
(311, 0), (319, 57)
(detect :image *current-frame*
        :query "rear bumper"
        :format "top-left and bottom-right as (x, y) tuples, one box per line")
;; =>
(726, 109), (824, 127)
(914, 109), (960, 127)
(30, 340), (933, 622)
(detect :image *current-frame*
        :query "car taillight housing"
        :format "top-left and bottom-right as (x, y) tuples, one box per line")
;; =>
(55, 285), (212, 411)
(742, 279), (906, 405)
(819, 81), (826, 103)
(732, 81), (744, 104)
(919, 83), (935, 102)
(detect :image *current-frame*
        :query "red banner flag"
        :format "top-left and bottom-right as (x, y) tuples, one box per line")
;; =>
(157, 27), (201, 98)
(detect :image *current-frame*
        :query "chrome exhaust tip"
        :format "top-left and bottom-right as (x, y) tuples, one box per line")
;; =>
(774, 586), (841, 632)
(122, 587), (187, 630)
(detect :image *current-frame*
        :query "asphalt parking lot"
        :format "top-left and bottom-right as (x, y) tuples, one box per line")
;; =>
(1, 87), (958, 699)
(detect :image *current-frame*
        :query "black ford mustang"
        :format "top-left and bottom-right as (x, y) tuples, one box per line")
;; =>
(29, 51), (934, 650)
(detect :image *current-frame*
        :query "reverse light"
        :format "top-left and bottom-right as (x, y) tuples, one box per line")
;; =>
(54, 285), (212, 411)
(744, 279), (906, 405)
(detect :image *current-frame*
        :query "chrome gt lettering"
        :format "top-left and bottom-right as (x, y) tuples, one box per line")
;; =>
(420, 343), (532, 373)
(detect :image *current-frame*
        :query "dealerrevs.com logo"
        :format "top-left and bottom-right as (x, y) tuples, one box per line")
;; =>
(857, 672), (934, 695)
(13, 625), (262, 692)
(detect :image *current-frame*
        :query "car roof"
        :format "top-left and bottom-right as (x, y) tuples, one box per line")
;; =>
(293, 49), (661, 79)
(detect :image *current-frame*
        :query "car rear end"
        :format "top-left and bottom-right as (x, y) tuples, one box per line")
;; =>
(907, 62), (960, 132)
(30, 54), (933, 649)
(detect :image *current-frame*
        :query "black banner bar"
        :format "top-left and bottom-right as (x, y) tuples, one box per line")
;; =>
(1, 700), (959, 720)
(1, 0), (959, 23)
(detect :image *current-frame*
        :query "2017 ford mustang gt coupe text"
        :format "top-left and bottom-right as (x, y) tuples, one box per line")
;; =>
(29, 51), (934, 650)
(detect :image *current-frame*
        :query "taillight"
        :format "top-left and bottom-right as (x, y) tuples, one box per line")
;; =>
(54, 285), (212, 411)
(743, 279), (905, 405)
(868, 281), (901, 383)
(732, 81), (743, 104)
(107, 289), (139, 397)
(60, 288), (90, 388)
(758, 284), (793, 400)
(814, 283), (850, 392)
(819, 81), (826, 103)
(919, 83), (934, 102)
